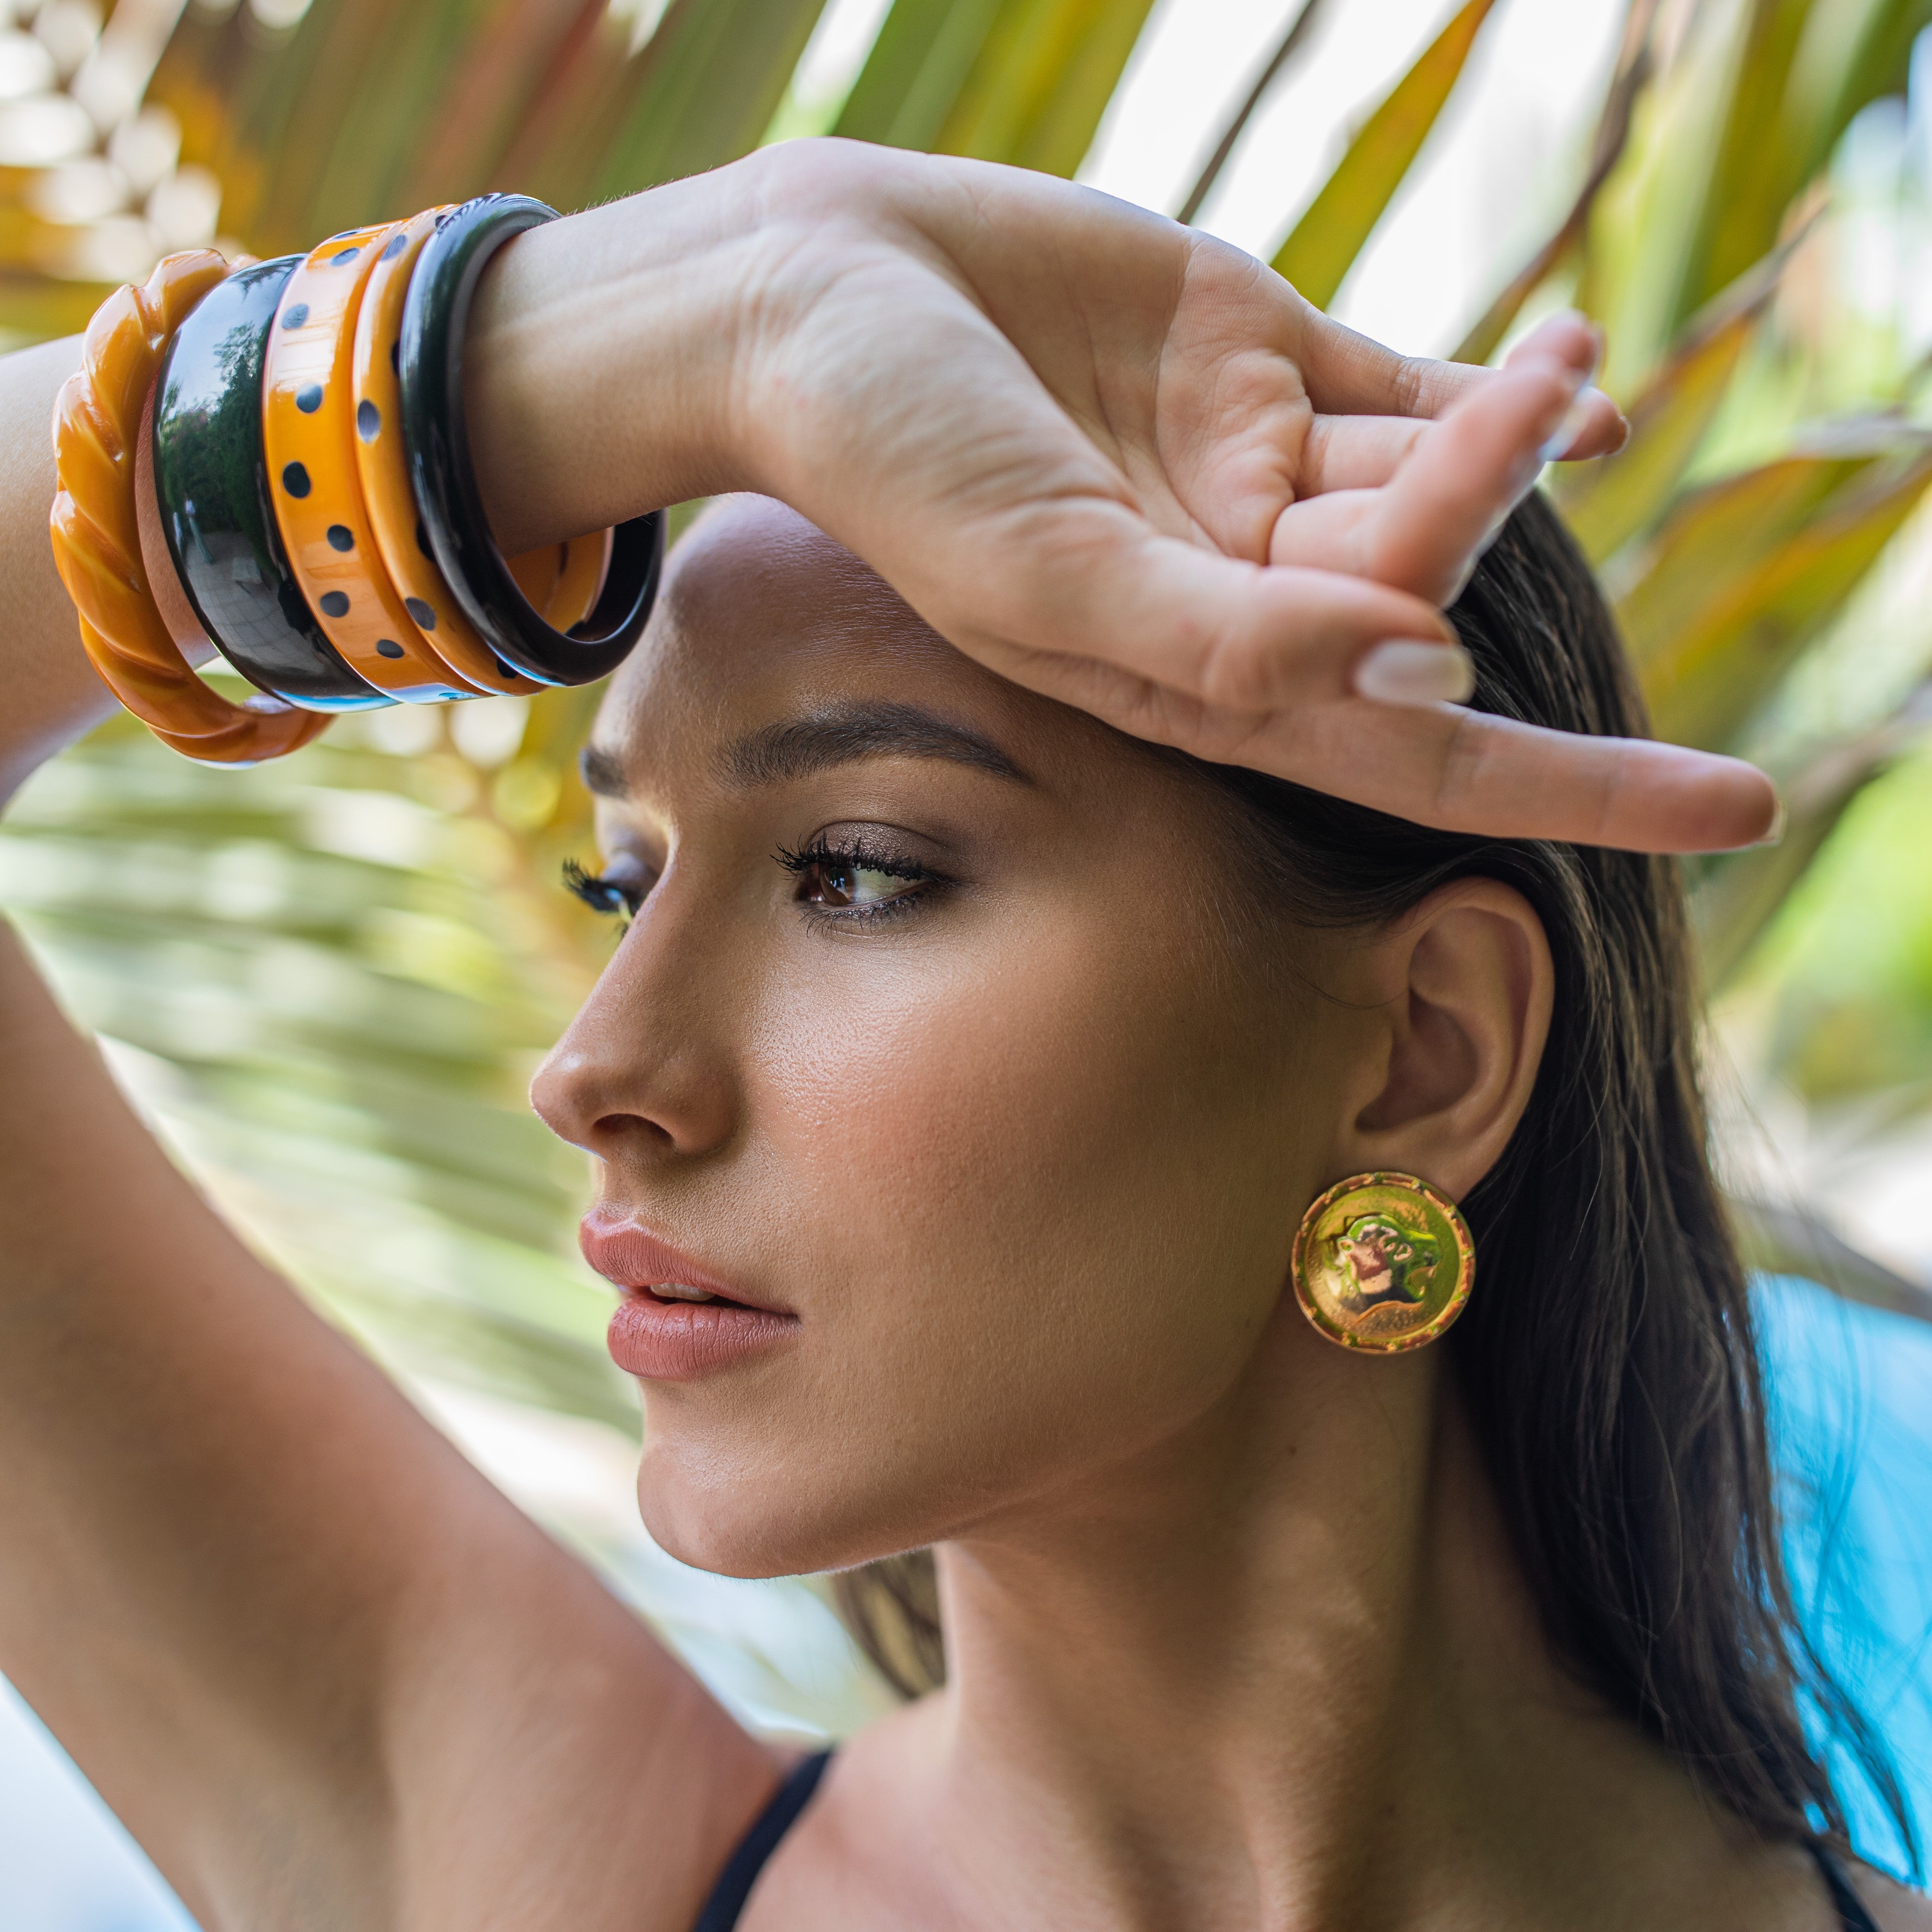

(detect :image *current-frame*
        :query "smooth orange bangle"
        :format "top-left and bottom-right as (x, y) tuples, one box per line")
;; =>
(504, 528), (611, 631)
(535, 526), (613, 633)
(263, 223), (487, 701)
(50, 250), (331, 764)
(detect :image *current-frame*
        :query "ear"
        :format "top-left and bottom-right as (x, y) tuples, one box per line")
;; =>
(1326, 879), (1553, 1201)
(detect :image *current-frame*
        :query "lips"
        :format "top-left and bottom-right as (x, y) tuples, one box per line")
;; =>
(580, 1216), (798, 1382)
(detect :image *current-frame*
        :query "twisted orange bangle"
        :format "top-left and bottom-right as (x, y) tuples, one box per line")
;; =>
(50, 251), (332, 764)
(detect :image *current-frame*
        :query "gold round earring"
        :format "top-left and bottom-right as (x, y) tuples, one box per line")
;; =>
(1290, 1171), (1474, 1354)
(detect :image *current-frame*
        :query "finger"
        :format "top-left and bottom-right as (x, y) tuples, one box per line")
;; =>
(1539, 386), (1625, 460)
(971, 638), (1778, 853)
(1298, 414), (1427, 494)
(1297, 307), (1595, 416)
(1264, 700), (1781, 853)
(1297, 378), (1623, 500)
(1499, 315), (1626, 459)
(1293, 307), (1626, 458)
(934, 498), (1456, 717)
(1424, 708), (1779, 852)
(1274, 358), (1585, 602)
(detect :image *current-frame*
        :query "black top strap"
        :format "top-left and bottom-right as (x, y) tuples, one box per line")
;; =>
(691, 1750), (833, 1932)
(1813, 1843), (1883, 1932)
(691, 1773), (1878, 1932)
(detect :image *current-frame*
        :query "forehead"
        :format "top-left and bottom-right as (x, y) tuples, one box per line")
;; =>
(589, 497), (1102, 794)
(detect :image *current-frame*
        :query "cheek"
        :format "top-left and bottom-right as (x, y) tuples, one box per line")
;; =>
(639, 901), (1312, 1576)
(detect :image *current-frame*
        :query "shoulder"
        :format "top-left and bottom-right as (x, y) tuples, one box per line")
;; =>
(1852, 1862), (1932, 1932)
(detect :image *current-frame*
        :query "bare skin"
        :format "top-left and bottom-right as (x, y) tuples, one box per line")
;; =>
(0, 147), (1910, 1930)
(462, 142), (1776, 851)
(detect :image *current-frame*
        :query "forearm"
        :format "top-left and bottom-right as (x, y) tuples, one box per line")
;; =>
(0, 922), (750, 1924)
(3, 174), (766, 797)
(0, 334), (113, 806)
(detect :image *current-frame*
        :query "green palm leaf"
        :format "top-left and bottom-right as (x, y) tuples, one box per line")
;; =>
(1269, 0), (1498, 309)
(1552, 243), (1791, 567)
(1621, 444), (1932, 750)
(0, 705), (627, 1423)
(0, 0), (1926, 1459)
(1688, 694), (1929, 987)
(836, 0), (1156, 175)
(1677, 0), (1932, 328)
(1175, 0), (1326, 226)
(527, 0), (833, 208)
(1554, 308), (1757, 567)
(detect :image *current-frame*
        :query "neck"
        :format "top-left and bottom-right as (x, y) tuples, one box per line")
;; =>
(847, 1306), (1795, 1931)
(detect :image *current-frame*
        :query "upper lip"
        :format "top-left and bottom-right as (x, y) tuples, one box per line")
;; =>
(579, 1216), (783, 1312)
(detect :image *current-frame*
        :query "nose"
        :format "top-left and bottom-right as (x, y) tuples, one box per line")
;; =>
(529, 888), (739, 1167)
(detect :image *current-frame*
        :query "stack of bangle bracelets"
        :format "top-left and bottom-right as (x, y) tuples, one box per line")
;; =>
(49, 194), (664, 764)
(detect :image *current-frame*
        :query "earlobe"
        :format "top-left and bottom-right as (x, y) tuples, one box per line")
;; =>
(1334, 879), (1553, 1202)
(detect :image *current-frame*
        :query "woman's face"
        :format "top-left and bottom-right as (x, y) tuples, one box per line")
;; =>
(532, 498), (1368, 1577)
(1338, 1227), (1399, 1295)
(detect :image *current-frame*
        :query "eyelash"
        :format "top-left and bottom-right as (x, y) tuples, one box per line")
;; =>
(563, 858), (642, 921)
(562, 838), (944, 926)
(775, 836), (942, 923)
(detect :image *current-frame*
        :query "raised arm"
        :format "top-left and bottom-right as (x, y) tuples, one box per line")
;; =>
(0, 136), (1773, 1932)
(0, 290), (772, 1932)
(0, 337), (107, 797)
(466, 142), (1774, 853)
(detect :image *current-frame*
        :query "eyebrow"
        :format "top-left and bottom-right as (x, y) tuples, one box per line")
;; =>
(580, 742), (631, 799)
(579, 703), (1029, 800)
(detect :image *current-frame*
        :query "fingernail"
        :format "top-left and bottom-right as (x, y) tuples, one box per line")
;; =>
(1519, 311), (1601, 382)
(1578, 322), (1603, 386)
(1751, 796), (1786, 848)
(1537, 385), (1603, 464)
(1354, 641), (1476, 706)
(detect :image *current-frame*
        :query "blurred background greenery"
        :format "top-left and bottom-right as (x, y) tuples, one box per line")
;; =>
(1, 0), (1931, 1766)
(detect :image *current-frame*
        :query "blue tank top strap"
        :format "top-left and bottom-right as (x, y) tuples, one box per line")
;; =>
(691, 1749), (833, 1932)
(1813, 1843), (1882, 1932)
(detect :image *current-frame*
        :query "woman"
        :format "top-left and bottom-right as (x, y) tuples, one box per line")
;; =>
(0, 141), (1908, 1929)
(1330, 1212), (1434, 1314)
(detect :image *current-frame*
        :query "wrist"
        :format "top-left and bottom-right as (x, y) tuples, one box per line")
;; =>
(464, 163), (781, 552)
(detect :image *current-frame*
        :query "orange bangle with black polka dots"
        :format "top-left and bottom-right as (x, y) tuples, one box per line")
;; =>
(261, 222), (487, 702)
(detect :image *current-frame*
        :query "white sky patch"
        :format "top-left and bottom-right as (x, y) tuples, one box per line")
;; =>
(1082, 0), (1626, 356)
(790, 0), (896, 112)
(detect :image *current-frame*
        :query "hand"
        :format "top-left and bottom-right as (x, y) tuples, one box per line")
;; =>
(469, 141), (1776, 853)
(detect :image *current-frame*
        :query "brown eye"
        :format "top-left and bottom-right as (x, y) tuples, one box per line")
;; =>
(801, 859), (918, 909)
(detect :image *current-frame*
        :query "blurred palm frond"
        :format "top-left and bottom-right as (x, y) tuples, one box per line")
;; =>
(3, 0), (1932, 1433)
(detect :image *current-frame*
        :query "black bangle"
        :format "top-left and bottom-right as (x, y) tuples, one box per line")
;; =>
(151, 257), (390, 712)
(397, 194), (663, 688)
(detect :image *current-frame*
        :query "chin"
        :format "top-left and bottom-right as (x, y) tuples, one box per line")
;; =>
(639, 1487), (812, 1579)
(632, 1410), (993, 1581)
(633, 1439), (888, 1581)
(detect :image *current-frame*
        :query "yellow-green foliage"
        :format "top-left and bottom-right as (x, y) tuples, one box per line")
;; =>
(3, 0), (1930, 1409)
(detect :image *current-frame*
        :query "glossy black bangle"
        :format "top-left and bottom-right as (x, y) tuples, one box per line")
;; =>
(397, 194), (663, 688)
(150, 257), (391, 712)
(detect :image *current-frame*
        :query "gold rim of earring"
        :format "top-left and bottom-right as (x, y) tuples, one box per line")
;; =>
(1290, 1171), (1474, 1355)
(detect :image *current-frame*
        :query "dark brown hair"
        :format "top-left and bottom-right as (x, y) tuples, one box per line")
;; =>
(836, 491), (1914, 1864)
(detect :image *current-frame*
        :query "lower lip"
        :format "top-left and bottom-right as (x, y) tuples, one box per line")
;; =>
(606, 1291), (799, 1381)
